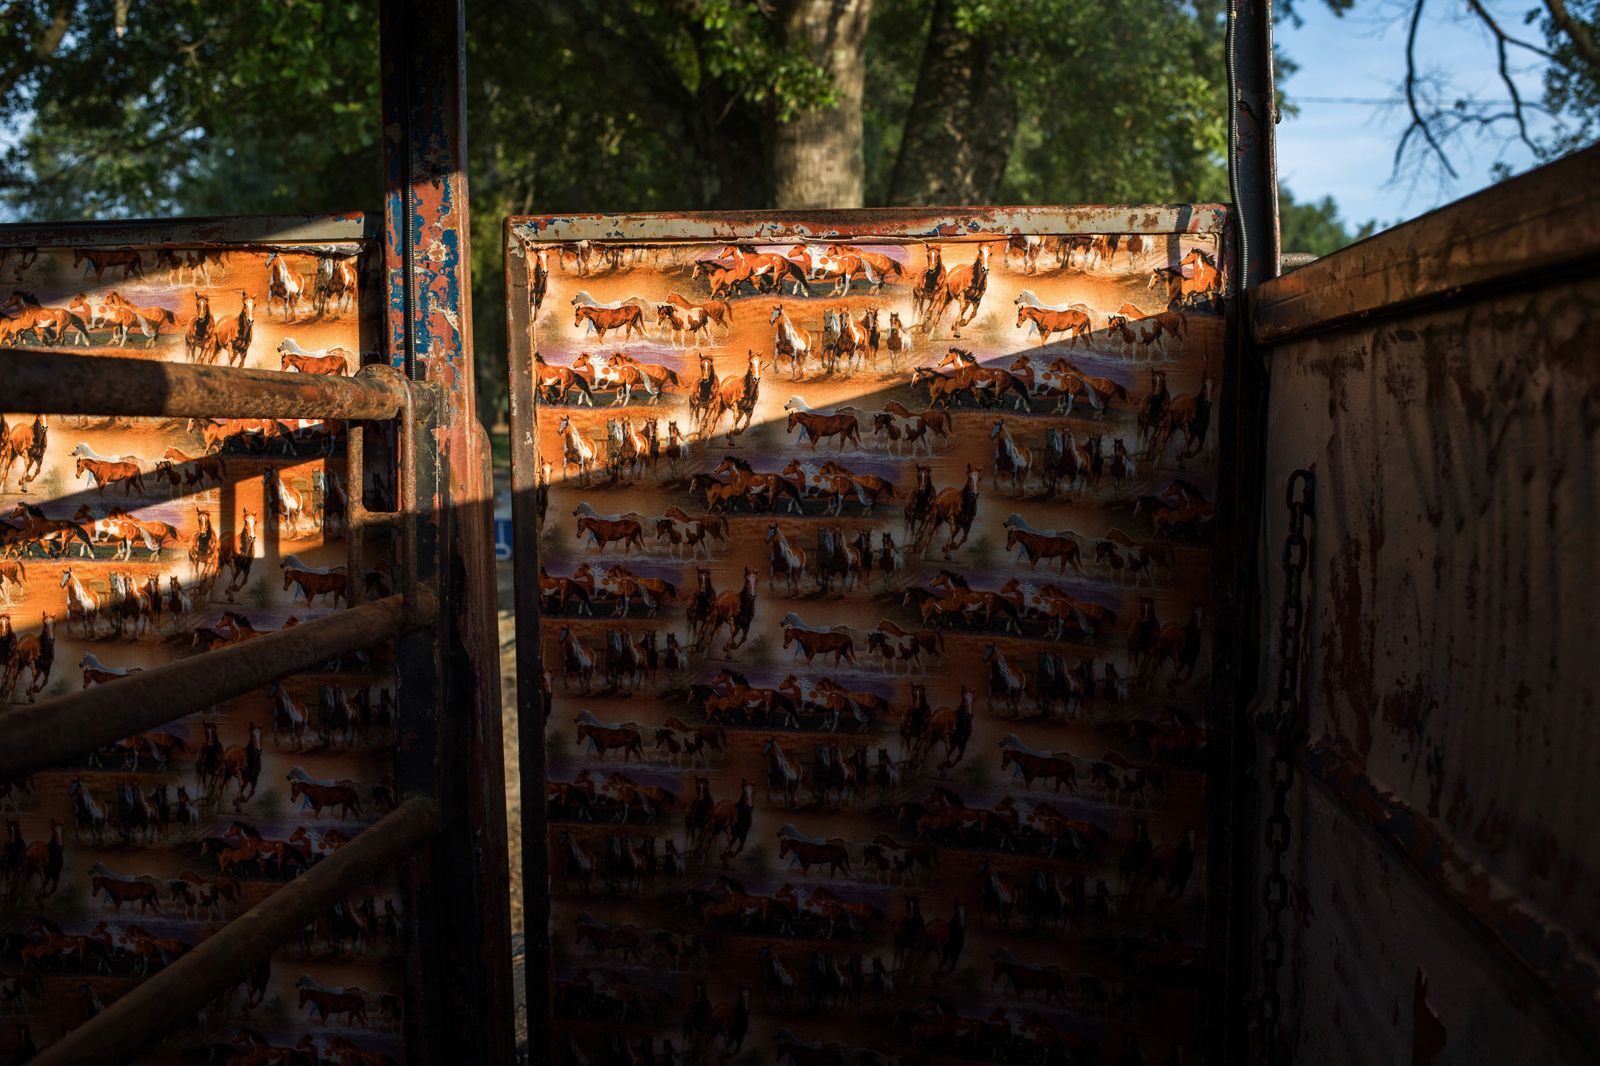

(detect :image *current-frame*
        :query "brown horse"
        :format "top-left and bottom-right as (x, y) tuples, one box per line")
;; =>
(296, 975), (369, 1027)
(74, 248), (144, 281)
(1, 293), (90, 346)
(207, 293), (256, 368)
(990, 947), (1069, 1005)
(1005, 528), (1082, 573)
(574, 302), (645, 341)
(701, 566), (758, 656)
(783, 400), (861, 451)
(289, 778), (363, 819)
(779, 836), (852, 877)
(914, 464), (981, 559)
(575, 514), (644, 554)
(1, 414), (49, 492)
(184, 292), (213, 362)
(781, 623), (856, 666)
(701, 352), (763, 443)
(574, 716), (644, 761)
(924, 244), (991, 336)
(278, 341), (351, 375)
(1015, 305), (1091, 348)
(999, 738), (1077, 793)
(74, 454), (147, 497)
(90, 868), (161, 914)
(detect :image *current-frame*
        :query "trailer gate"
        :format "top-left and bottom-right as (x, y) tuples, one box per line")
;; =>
(507, 208), (1240, 1064)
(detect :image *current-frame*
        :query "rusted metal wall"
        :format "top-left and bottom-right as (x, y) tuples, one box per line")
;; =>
(508, 207), (1236, 1064)
(379, 2), (516, 1056)
(1250, 146), (1600, 1062)
(0, 219), (413, 1063)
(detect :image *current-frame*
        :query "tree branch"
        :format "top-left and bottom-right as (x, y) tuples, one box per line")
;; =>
(1543, 0), (1600, 73)
(1400, 0), (1458, 179)
(1464, 0), (1540, 154)
(0, 0), (77, 99)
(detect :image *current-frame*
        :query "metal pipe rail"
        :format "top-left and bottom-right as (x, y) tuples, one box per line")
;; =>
(33, 796), (441, 1066)
(0, 590), (436, 782)
(2, 348), (422, 421)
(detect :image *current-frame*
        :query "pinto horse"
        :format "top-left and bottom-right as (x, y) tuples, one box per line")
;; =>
(265, 253), (303, 319)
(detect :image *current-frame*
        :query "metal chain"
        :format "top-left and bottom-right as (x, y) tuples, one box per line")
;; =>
(1255, 466), (1314, 1066)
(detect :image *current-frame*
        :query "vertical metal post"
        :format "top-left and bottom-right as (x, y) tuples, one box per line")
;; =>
(380, 1), (515, 1062)
(1229, 0), (1281, 289)
(504, 232), (549, 1059)
(1219, 0), (1279, 1059)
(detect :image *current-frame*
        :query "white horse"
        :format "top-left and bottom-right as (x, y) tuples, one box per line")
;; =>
(771, 305), (814, 376)
(764, 524), (807, 596)
(269, 683), (309, 750)
(989, 419), (1034, 495)
(983, 644), (1028, 717)
(558, 415), (599, 484)
(60, 567), (99, 636)
(263, 467), (308, 537)
(265, 253), (303, 320)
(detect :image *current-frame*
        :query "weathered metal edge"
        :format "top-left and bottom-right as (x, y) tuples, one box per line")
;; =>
(503, 220), (549, 1062)
(507, 204), (1230, 243)
(1296, 738), (1600, 1046)
(1251, 143), (1600, 344)
(0, 213), (375, 248)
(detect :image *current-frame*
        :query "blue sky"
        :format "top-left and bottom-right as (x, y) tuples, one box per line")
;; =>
(1276, 0), (1563, 229)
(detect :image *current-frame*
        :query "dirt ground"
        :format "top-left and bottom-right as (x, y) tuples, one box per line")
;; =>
(493, 459), (530, 1052)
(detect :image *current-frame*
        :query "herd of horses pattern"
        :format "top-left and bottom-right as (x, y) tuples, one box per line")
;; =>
(0, 239), (407, 1064)
(523, 217), (1227, 1066)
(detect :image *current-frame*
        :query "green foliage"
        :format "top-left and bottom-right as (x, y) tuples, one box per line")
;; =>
(1539, 0), (1600, 159)
(1278, 189), (1376, 256)
(0, 0), (1360, 422)
(0, 1), (380, 218)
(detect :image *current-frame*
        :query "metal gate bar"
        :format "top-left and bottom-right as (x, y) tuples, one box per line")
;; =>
(0, 335), (445, 1063)
(0, 591), (433, 782)
(32, 797), (441, 1066)
(5, 349), (417, 421)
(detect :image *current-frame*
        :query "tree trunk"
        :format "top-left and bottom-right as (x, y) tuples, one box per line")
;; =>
(772, 0), (874, 209)
(886, 0), (1017, 206)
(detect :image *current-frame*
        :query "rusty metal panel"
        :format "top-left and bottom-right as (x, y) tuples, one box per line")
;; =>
(1252, 157), (1600, 1058)
(0, 220), (417, 1064)
(380, 3), (516, 1058)
(508, 210), (1233, 1063)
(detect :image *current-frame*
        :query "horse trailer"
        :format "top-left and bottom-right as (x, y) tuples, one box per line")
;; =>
(0, 1), (1596, 1064)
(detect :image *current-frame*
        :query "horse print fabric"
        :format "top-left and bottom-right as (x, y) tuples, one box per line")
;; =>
(0, 229), (406, 1064)
(516, 211), (1228, 1065)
